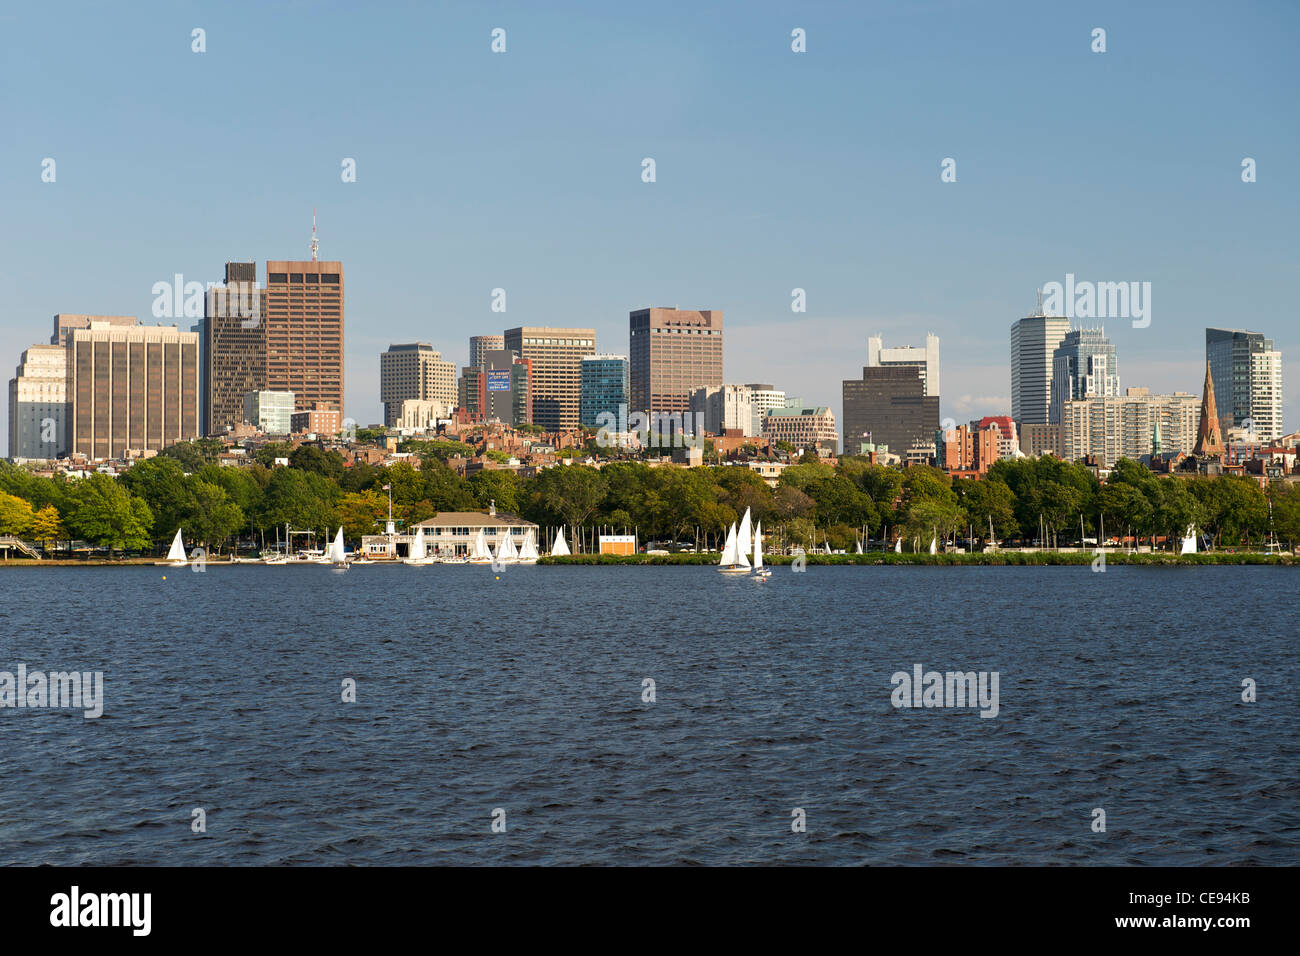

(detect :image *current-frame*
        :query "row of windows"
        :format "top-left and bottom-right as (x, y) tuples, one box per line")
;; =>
(267, 273), (341, 284)
(522, 338), (593, 346)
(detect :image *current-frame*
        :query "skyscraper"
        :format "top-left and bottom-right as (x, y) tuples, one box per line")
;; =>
(8, 344), (67, 460)
(503, 327), (595, 430)
(580, 354), (628, 427)
(1011, 310), (1070, 425)
(51, 313), (138, 347)
(470, 335), (505, 370)
(379, 343), (457, 427)
(264, 260), (344, 417)
(744, 384), (787, 436)
(867, 333), (940, 397)
(66, 321), (199, 459)
(204, 262), (266, 436)
(1049, 327), (1120, 424)
(1205, 328), (1283, 440)
(841, 365), (939, 456)
(628, 308), (723, 419)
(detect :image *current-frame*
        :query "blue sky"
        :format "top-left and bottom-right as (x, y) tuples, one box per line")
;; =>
(3, 0), (1297, 447)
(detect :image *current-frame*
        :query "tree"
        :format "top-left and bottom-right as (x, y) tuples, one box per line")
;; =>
(336, 490), (388, 541)
(290, 444), (345, 480)
(1271, 483), (1300, 547)
(535, 465), (608, 528)
(468, 469), (520, 514)
(185, 479), (245, 549)
(0, 491), (35, 536)
(159, 438), (223, 471)
(120, 456), (192, 538)
(29, 504), (67, 551)
(255, 468), (335, 536)
(954, 478), (1018, 541)
(63, 474), (154, 555)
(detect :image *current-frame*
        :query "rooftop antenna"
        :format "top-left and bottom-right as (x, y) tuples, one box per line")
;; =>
(311, 208), (319, 261)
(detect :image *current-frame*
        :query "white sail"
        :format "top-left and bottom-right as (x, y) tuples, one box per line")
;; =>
(501, 530), (518, 562)
(718, 522), (738, 566)
(331, 526), (346, 562)
(166, 528), (186, 563)
(855, 539), (863, 554)
(1180, 524), (1197, 555)
(894, 537), (902, 554)
(823, 538), (832, 555)
(550, 527), (570, 557)
(737, 507), (752, 557)
(470, 527), (489, 559)
(753, 521), (763, 570)
(928, 535), (937, 555)
(518, 529), (539, 562)
(410, 526), (426, 561)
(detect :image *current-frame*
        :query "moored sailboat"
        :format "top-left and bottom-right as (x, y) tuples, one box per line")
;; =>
(517, 529), (539, 565)
(549, 527), (570, 557)
(403, 526), (436, 565)
(468, 527), (494, 564)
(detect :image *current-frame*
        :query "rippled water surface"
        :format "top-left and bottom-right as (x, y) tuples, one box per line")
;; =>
(1, 564), (1295, 865)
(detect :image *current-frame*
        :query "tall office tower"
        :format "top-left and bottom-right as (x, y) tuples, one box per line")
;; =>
(204, 262), (267, 436)
(628, 308), (723, 419)
(66, 321), (200, 459)
(1206, 328), (1283, 440)
(51, 313), (138, 347)
(379, 343), (458, 427)
(867, 333), (940, 397)
(503, 327), (595, 430)
(841, 365), (940, 457)
(580, 354), (629, 427)
(8, 344), (67, 460)
(470, 335), (505, 370)
(483, 349), (532, 426)
(690, 384), (757, 437)
(1010, 309), (1070, 426)
(458, 366), (484, 422)
(1062, 388), (1200, 467)
(1049, 327), (1120, 424)
(263, 260), (344, 417)
(744, 384), (787, 436)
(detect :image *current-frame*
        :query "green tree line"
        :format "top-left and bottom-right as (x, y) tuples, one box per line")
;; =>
(2, 444), (1297, 554)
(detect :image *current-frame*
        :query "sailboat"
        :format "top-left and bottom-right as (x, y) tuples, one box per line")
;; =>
(928, 532), (938, 555)
(404, 526), (436, 565)
(497, 530), (519, 565)
(751, 520), (771, 579)
(156, 527), (188, 567)
(717, 521), (751, 574)
(1179, 524), (1197, 555)
(550, 527), (571, 557)
(517, 528), (539, 565)
(854, 538), (864, 555)
(468, 527), (494, 564)
(329, 526), (349, 572)
(736, 508), (753, 560)
(894, 537), (902, 554)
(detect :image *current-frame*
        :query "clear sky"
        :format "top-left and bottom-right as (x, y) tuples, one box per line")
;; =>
(3, 0), (1297, 448)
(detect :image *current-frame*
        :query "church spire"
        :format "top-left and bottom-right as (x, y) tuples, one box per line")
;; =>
(1194, 361), (1224, 458)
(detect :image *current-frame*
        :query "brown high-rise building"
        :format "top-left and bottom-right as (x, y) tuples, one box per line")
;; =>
(629, 308), (723, 417)
(67, 321), (199, 459)
(51, 313), (138, 347)
(204, 262), (267, 435)
(264, 260), (344, 418)
(503, 326), (594, 430)
(842, 365), (940, 457)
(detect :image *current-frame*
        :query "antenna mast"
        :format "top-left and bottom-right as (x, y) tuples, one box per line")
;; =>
(311, 208), (319, 261)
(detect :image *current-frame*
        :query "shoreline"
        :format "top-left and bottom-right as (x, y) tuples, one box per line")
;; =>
(2, 552), (1296, 567)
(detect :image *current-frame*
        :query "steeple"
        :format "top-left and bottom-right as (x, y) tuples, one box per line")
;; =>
(1152, 418), (1162, 456)
(1194, 361), (1224, 458)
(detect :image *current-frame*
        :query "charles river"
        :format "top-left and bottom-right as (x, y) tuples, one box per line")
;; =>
(0, 564), (1294, 866)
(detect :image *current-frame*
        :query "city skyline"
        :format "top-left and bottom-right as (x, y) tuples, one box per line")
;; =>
(3, 1), (1296, 453)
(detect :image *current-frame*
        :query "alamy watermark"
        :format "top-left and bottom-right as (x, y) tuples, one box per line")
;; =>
(594, 403), (705, 450)
(152, 274), (261, 328)
(890, 664), (999, 718)
(1041, 274), (1151, 328)
(1, 665), (104, 718)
